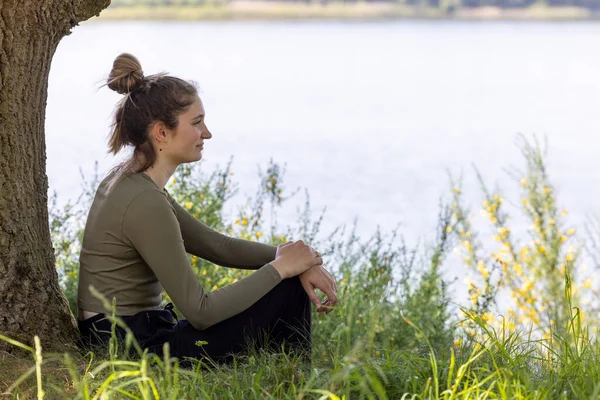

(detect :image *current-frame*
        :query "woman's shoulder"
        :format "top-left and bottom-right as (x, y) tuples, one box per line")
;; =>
(100, 170), (170, 210)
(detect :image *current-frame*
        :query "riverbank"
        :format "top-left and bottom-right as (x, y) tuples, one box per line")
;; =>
(96, 2), (596, 21)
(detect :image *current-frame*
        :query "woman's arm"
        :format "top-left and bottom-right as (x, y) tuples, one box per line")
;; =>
(167, 195), (277, 270)
(122, 189), (282, 330)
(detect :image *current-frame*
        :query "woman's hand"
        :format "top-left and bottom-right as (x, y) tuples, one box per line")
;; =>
(299, 264), (338, 313)
(270, 240), (323, 279)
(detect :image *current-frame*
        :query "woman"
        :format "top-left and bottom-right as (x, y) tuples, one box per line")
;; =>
(77, 53), (338, 364)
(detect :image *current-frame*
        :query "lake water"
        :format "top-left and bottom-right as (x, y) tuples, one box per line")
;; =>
(46, 20), (600, 301)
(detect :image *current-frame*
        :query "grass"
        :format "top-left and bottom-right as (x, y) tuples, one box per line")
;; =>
(3, 309), (600, 399)
(3, 135), (600, 398)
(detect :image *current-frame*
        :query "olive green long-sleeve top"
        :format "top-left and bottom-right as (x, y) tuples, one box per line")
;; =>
(77, 170), (281, 330)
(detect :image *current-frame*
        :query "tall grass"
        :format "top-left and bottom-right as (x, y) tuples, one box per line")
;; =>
(2, 136), (600, 399)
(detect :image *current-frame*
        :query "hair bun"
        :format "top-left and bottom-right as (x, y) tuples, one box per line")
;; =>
(107, 53), (144, 95)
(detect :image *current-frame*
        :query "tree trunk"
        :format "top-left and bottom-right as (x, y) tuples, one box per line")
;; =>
(0, 0), (110, 352)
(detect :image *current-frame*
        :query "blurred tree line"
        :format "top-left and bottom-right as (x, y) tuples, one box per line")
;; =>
(110, 0), (600, 11)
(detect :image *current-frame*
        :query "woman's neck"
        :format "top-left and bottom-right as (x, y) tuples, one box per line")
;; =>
(144, 160), (177, 190)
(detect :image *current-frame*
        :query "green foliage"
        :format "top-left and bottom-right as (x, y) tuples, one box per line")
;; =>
(50, 165), (101, 316)
(50, 157), (453, 351)
(10, 136), (599, 398)
(39, 155), (454, 398)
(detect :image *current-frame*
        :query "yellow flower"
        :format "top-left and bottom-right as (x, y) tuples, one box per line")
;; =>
(566, 253), (574, 262)
(548, 217), (555, 225)
(567, 228), (576, 236)
(482, 313), (493, 323)
(211, 285), (218, 291)
(522, 198), (528, 205)
(235, 219), (240, 225)
(477, 260), (490, 279)
(454, 188), (461, 194)
(256, 232), (263, 238)
(446, 226), (452, 233)
(561, 210), (568, 216)
(280, 236), (287, 242)
(583, 278), (593, 289)
(521, 178), (527, 187)
(185, 202), (193, 210)
(242, 217), (248, 226)
(513, 263), (523, 277)
(560, 235), (568, 243)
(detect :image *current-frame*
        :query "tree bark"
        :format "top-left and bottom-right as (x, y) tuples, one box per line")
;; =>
(0, 0), (110, 351)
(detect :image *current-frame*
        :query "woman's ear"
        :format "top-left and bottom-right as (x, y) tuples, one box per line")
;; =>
(150, 121), (169, 148)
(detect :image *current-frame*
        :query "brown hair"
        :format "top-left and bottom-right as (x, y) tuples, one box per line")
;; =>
(106, 53), (198, 175)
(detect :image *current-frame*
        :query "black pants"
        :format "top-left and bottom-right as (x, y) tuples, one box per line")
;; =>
(78, 276), (312, 365)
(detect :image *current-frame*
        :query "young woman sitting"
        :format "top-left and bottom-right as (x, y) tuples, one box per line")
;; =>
(76, 53), (338, 365)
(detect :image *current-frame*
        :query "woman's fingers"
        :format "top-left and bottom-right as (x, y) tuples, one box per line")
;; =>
(317, 267), (337, 313)
(320, 266), (337, 293)
(299, 262), (339, 314)
(322, 281), (338, 307)
(326, 270), (337, 292)
(302, 283), (322, 309)
(322, 297), (334, 314)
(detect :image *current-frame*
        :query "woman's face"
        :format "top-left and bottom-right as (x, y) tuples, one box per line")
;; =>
(165, 96), (212, 165)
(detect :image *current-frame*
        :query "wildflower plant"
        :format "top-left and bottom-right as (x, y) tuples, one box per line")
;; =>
(449, 135), (590, 341)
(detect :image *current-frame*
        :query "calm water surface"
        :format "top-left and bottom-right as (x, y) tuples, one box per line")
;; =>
(46, 20), (600, 299)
